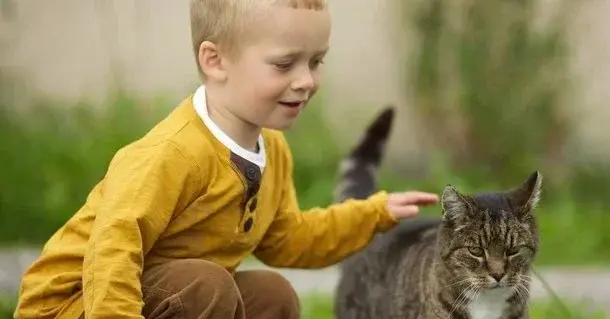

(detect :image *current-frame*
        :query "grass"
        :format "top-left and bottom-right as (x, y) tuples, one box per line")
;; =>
(300, 294), (608, 319)
(0, 295), (15, 319)
(3, 292), (604, 319)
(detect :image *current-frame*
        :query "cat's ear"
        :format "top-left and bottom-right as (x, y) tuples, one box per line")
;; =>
(441, 185), (474, 222)
(507, 171), (543, 218)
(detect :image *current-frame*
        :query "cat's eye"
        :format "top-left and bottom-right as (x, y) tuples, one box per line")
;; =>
(507, 246), (529, 257)
(467, 247), (485, 257)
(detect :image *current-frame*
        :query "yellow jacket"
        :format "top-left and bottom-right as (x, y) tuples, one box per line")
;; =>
(15, 94), (397, 319)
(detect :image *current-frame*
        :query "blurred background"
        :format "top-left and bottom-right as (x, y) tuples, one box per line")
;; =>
(1, 0), (610, 317)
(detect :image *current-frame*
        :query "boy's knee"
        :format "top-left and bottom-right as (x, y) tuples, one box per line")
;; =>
(179, 259), (239, 296)
(142, 259), (242, 318)
(253, 270), (299, 307)
(235, 270), (300, 317)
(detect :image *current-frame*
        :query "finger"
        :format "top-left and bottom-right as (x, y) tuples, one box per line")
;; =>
(389, 205), (419, 219)
(404, 191), (440, 203)
(394, 192), (439, 205)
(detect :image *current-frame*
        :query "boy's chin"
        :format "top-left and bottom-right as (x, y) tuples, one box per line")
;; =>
(263, 118), (299, 131)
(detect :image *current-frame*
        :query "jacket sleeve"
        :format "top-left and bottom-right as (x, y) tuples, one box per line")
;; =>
(82, 141), (202, 318)
(253, 134), (398, 269)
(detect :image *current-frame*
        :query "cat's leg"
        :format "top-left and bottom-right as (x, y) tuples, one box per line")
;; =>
(334, 291), (377, 319)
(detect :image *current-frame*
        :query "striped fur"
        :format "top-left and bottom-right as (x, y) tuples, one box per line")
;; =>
(333, 106), (395, 203)
(333, 133), (543, 319)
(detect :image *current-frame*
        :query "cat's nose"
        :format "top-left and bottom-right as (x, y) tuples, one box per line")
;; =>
(490, 272), (505, 282)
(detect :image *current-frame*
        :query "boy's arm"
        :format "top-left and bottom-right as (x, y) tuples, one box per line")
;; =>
(253, 135), (398, 269)
(82, 142), (202, 318)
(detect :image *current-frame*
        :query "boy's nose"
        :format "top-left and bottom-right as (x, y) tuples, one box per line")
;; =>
(291, 70), (316, 92)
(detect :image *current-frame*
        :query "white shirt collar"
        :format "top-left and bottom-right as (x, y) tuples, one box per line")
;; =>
(192, 85), (266, 169)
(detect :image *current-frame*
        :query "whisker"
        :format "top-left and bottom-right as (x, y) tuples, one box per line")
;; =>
(513, 285), (525, 307)
(520, 284), (531, 298)
(449, 284), (474, 316)
(514, 283), (530, 307)
(448, 288), (467, 315)
(470, 287), (481, 305)
(445, 277), (472, 289)
(512, 286), (523, 304)
(450, 283), (480, 317)
(518, 274), (534, 284)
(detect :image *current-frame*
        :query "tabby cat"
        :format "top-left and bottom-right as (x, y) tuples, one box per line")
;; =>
(333, 107), (541, 319)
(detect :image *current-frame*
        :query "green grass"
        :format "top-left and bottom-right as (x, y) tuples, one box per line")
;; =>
(300, 294), (608, 319)
(0, 295), (15, 319)
(2, 292), (606, 319)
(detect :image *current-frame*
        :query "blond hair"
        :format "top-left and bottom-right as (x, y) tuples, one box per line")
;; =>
(189, 0), (327, 78)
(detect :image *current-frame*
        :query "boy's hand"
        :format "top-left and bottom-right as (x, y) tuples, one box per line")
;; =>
(387, 191), (439, 219)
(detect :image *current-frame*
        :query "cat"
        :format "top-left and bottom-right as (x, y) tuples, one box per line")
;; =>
(333, 107), (541, 319)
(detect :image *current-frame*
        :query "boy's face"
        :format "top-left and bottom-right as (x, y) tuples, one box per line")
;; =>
(221, 5), (331, 131)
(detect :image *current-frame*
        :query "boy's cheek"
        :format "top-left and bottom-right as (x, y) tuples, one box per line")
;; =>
(309, 83), (320, 97)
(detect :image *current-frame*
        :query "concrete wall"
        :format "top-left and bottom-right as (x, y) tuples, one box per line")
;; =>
(1, 0), (609, 162)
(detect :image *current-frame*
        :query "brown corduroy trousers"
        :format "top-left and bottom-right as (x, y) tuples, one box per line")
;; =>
(141, 259), (301, 319)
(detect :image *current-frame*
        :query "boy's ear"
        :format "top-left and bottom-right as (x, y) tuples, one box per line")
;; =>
(198, 41), (228, 82)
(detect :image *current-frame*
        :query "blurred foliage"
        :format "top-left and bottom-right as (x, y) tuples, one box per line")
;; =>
(1, 86), (609, 265)
(0, 80), (338, 244)
(405, 0), (579, 187)
(0, 78), (166, 244)
(0, 294), (15, 319)
(0, 0), (609, 269)
(394, 0), (610, 266)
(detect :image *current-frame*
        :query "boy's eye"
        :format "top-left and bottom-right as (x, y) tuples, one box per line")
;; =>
(311, 58), (325, 69)
(273, 62), (293, 71)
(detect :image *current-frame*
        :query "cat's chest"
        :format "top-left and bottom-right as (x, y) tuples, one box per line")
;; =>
(467, 288), (512, 319)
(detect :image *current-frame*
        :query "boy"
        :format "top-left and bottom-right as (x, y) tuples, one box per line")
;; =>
(15, 0), (439, 318)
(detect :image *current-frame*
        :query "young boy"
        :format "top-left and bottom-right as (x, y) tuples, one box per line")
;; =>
(15, 0), (438, 318)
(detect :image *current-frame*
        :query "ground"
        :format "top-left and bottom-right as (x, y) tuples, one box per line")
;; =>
(1, 248), (609, 318)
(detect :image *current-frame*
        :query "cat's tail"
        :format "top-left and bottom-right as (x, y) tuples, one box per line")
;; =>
(333, 106), (395, 203)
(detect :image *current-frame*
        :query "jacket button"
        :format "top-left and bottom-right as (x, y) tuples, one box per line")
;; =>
(249, 198), (257, 212)
(246, 166), (258, 181)
(243, 217), (254, 232)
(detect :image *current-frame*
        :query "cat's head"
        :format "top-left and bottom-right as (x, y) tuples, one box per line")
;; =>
(437, 171), (542, 292)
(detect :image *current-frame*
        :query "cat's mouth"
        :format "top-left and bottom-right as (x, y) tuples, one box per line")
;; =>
(485, 280), (517, 290)
(488, 281), (503, 289)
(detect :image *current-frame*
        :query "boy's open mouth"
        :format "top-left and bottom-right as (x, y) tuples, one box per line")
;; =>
(279, 101), (304, 108)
